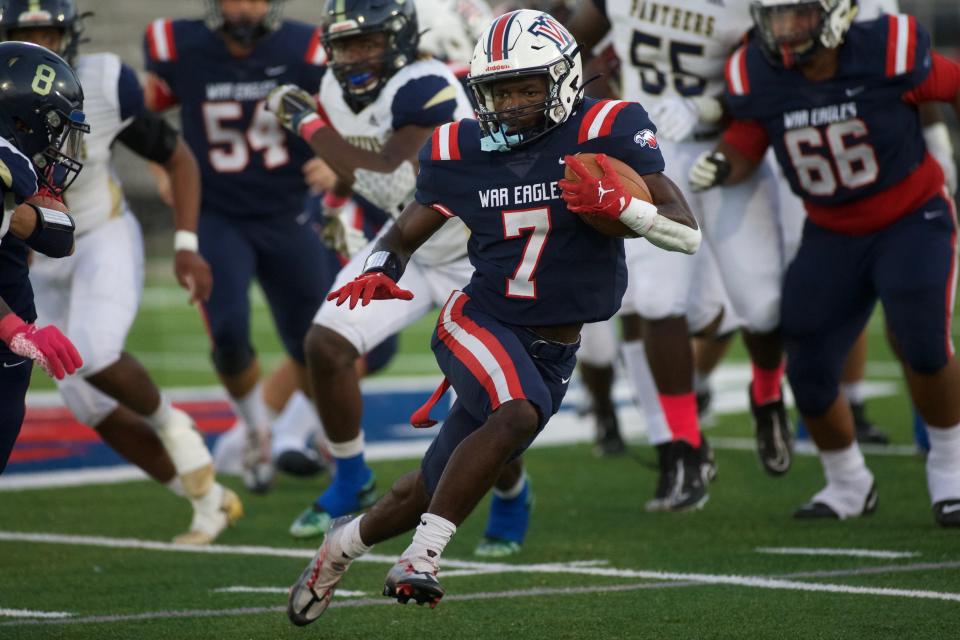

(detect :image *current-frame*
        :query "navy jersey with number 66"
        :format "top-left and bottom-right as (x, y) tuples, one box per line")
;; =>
(144, 18), (326, 219)
(416, 97), (665, 326)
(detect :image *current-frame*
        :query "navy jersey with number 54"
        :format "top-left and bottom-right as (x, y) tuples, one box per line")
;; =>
(723, 15), (942, 234)
(144, 19), (326, 218)
(416, 97), (665, 326)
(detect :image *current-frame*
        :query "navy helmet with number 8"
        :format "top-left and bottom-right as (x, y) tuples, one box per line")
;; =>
(0, 40), (88, 194)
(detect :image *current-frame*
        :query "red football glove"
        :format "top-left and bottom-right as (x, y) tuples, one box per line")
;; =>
(0, 314), (83, 380)
(326, 271), (414, 310)
(558, 153), (631, 219)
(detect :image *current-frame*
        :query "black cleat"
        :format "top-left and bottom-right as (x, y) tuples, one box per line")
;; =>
(593, 413), (627, 457)
(645, 443), (675, 512)
(934, 500), (960, 527)
(383, 560), (445, 608)
(794, 483), (878, 520)
(749, 385), (793, 476)
(851, 402), (890, 445)
(667, 441), (709, 512)
(276, 449), (328, 477)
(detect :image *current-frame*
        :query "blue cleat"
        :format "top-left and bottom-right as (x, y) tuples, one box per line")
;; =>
(475, 476), (533, 557)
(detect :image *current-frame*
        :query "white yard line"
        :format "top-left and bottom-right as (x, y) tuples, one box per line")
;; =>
(0, 608), (72, 619)
(213, 586), (366, 597)
(757, 547), (921, 559)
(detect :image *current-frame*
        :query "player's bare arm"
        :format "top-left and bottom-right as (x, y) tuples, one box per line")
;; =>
(643, 171), (698, 230)
(326, 202), (448, 309)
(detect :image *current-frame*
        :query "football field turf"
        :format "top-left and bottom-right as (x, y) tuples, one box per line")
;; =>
(3, 260), (959, 638)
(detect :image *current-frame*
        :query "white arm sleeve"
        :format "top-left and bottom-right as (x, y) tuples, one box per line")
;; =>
(619, 198), (701, 255)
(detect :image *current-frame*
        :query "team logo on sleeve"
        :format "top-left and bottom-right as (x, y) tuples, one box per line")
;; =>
(634, 129), (658, 149)
(527, 15), (573, 50)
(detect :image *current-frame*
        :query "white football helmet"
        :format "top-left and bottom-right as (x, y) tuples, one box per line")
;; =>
(468, 9), (583, 148)
(416, 0), (493, 65)
(750, 0), (858, 67)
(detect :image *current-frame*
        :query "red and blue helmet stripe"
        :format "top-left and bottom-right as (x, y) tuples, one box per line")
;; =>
(486, 10), (521, 62)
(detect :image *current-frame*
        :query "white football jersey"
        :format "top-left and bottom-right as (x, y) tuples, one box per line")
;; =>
(319, 58), (473, 265)
(63, 53), (135, 236)
(603, 0), (753, 130)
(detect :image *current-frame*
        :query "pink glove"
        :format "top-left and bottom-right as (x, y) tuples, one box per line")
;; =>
(326, 272), (414, 310)
(558, 154), (632, 218)
(0, 313), (82, 380)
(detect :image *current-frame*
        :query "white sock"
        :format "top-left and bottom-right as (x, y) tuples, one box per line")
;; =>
(813, 442), (874, 518)
(233, 383), (269, 433)
(402, 513), (456, 572)
(340, 514), (373, 558)
(840, 381), (866, 405)
(926, 423), (960, 504)
(144, 393), (172, 431)
(622, 340), (671, 446)
(327, 433), (365, 459)
(271, 391), (323, 457)
(493, 472), (527, 500)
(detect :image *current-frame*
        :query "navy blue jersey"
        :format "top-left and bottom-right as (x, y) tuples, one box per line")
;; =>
(0, 139), (39, 325)
(144, 19), (326, 218)
(416, 98), (665, 326)
(724, 16), (940, 233)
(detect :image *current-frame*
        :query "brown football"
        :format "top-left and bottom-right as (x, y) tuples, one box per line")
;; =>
(564, 153), (653, 238)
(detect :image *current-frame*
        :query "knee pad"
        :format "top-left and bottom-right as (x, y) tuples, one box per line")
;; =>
(786, 351), (841, 417)
(211, 343), (255, 376)
(59, 376), (119, 427)
(897, 333), (950, 375)
(364, 334), (398, 375)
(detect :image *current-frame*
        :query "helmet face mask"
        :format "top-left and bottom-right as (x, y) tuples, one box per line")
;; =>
(468, 10), (583, 150)
(750, 0), (858, 68)
(321, 0), (419, 111)
(0, 41), (89, 195)
(206, 0), (283, 48)
(0, 0), (88, 64)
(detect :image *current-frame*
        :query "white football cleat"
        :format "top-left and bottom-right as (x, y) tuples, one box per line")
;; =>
(173, 484), (244, 545)
(288, 516), (357, 626)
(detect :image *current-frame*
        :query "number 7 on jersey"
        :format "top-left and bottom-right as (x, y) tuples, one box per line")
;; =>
(503, 207), (551, 299)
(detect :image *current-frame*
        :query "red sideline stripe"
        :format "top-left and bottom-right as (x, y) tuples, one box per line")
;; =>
(447, 293), (525, 401)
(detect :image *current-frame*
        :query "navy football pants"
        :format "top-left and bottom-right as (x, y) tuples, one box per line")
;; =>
(199, 212), (328, 372)
(0, 351), (33, 474)
(781, 194), (958, 417)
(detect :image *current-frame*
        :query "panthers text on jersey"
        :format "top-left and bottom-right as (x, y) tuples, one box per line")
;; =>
(318, 57), (474, 266)
(0, 137), (39, 327)
(144, 18), (326, 218)
(63, 53), (144, 236)
(722, 16), (954, 234)
(415, 97), (665, 326)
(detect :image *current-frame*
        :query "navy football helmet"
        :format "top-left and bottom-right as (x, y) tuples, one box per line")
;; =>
(0, 41), (88, 194)
(206, 0), (284, 47)
(321, 0), (419, 111)
(0, 0), (89, 64)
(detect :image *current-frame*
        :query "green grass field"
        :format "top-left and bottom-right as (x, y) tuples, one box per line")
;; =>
(5, 259), (960, 638)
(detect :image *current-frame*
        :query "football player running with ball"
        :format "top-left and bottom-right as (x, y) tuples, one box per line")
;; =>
(0, 41), (85, 473)
(690, 0), (960, 526)
(285, 10), (699, 624)
(268, 0), (537, 559)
